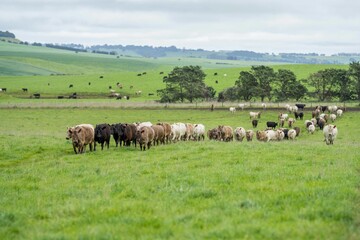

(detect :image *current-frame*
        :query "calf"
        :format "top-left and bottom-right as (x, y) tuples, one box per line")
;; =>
(94, 124), (111, 150)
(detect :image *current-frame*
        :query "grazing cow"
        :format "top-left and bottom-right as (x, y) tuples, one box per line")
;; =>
(151, 125), (165, 145)
(218, 125), (233, 142)
(288, 129), (297, 140)
(69, 84), (73, 88)
(193, 124), (205, 141)
(249, 112), (261, 119)
(328, 105), (338, 113)
(0, 88), (6, 92)
(214, 72), (218, 76)
(280, 128), (289, 139)
(57, 96), (64, 99)
(88, 82), (91, 86)
(234, 127), (246, 142)
(99, 76), (104, 78)
(94, 124), (111, 150)
(22, 88), (28, 92)
(305, 120), (313, 128)
(67, 124), (95, 154)
(246, 130), (254, 141)
(266, 121), (278, 129)
(137, 73), (142, 76)
(264, 130), (277, 142)
(323, 124), (338, 145)
(238, 103), (246, 110)
(288, 105), (298, 113)
(207, 128), (220, 140)
(159, 71), (164, 74)
(308, 124), (315, 134)
(295, 104), (306, 110)
(136, 126), (155, 151)
(330, 114), (336, 122)
(157, 122), (172, 143)
(135, 90), (142, 95)
(252, 119), (258, 128)
(170, 123), (186, 142)
(279, 119), (285, 128)
(229, 107), (236, 113)
(279, 113), (288, 120)
(276, 129), (285, 141)
(215, 80), (218, 84)
(33, 93), (40, 99)
(148, 93), (154, 96)
(261, 103), (267, 110)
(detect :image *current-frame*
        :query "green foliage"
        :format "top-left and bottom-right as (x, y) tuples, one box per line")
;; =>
(158, 66), (213, 103)
(349, 61), (360, 100)
(0, 108), (359, 239)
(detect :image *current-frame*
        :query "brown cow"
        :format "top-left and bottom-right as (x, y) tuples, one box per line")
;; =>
(124, 123), (137, 147)
(207, 128), (220, 140)
(136, 126), (155, 151)
(151, 125), (165, 145)
(256, 130), (267, 142)
(70, 124), (95, 154)
(218, 125), (233, 142)
(185, 123), (194, 141)
(157, 122), (171, 144)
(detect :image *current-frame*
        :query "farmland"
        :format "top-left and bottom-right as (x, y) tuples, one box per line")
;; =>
(0, 41), (359, 239)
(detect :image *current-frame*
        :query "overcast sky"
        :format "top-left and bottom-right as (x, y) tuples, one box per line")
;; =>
(1, 0), (359, 54)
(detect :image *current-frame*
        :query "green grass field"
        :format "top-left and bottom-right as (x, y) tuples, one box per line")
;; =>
(0, 108), (359, 239)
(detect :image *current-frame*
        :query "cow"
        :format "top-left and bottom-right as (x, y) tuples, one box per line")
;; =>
(252, 119), (258, 128)
(265, 130), (277, 142)
(330, 114), (336, 122)
(294, 127), (301, 137)
(317, 118), (326, 130)
(111, 123), (125, 147)
(57, 96), (64, 99)
(69, 84), (73, 88)
(67, 124), (95, 154)
(288, 129), (297, 140)
(135, 121), (152, 130)
(256, 130), (267, 142)
(336, 109), (343, 117)
(323, 125), (338, 145)
(33, 93), (40, 99)
(238, 103), (246, 110)
(218, 125), (233, 142)
(295, 103), (306, 110)
(279, 113), (288, 120)
(234, 127), (246, 142)
(0, 88), (6, 92)
(123, 123), (137, 147)
(136, 126), (155, 151)
(328, 105), (338, 113)
(266, 121), (278, 129)
(246, 130), (254, 141)
(280, 128), (289, 139)
(288, 118), (295, 128)
(193, 124), (205, 141)
(276, 129), (285, 141)
(308, 124), (315, 134)
(156, 123), (171, 144)
(94, 124), (111, 150)
(185, 123), (194, 141)
(261, 103), (267, 110)
(229, 107), (236, 113)
(151, 125), (165, 145)
(249, 112), (261, 119)
(207, 128), (220, 140)
(279, 119), (285, 128)
(294, 112), (304, 120)
(22, 88), (28, 92)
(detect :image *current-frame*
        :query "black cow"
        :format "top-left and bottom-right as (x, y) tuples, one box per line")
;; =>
(266, 121), (278, 129)
(69, 84), (73, 88)
(281, 128), (289, 139)
(111, 123), (126, 147)
(294, 112), (304, 120)
(22, 88), (28, 92)
(295, 103), (306, 110)
(252, 119), (258, 128)
(88, 82), (91, 85)
(57, 96), (64, 99)
(33, 93), (40, 99)
(215, 80), (218, 84)
(137, 73), (142, 76)
(94, 124), (111, 150)
(320, 106), (327, 113)
(159, 71), (164, 74)
(148, 93), (154, 96)
(214, 72), (218, 76)
(1, 88), (6, 92)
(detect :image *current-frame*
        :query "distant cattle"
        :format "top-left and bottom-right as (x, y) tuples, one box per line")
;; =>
(88, 82), (91, 86)
(99, 76), (104, 78)
(94, 124), (111, 150)
(33, 93), (40, 99)
(207, 128), (220, 140)
(57, 96), (64, 99)
(0, 88), (6, 92)
(294, 112), (304, 120)
(238, 103), (246, 110)
(229, 107), (236, 113)
(148, 93), (154, 96)
(214, 72), (218, 76)
(261, 103), (267, 110)
(249, 112), (261, 119)
(159, 71), (164, 74)
(69, 84), (73, 88)
(109, 86), (112, 89)
(22, 88), (28, 92)
(336, 109), (343, 117)
(137, 73), (142, 76)
(215, 80), (218, 84)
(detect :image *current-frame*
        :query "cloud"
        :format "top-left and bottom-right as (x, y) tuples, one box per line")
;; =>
(1, 0), (359, 54)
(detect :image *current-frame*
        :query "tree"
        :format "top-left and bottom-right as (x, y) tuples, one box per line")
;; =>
(349, 61), (360, 100)
(308, 68), (342, 101)
(157, 65), (209, 103)
(235, 71), (258, 101)
(274, 69), (307, 101)
(251, 66), (275, 101)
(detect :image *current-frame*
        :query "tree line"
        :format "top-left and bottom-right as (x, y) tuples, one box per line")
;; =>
(157, 62), (360, 103)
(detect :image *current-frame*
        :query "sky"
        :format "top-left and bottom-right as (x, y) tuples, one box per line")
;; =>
(1, 0), (360, 54)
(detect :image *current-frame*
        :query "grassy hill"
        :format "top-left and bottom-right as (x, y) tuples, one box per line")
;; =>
(0, 41), (349, 102)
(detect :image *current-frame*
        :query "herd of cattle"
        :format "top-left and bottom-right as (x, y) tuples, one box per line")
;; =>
(65, 104), (342, 154)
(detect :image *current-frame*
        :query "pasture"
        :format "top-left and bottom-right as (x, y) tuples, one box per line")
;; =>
(0, 108), (359, 239)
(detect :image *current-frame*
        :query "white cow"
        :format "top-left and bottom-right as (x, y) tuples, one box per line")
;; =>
(323, 124), (338, 145)
(288, 129), (297, 140)
(329, 114), (336, 122)
(336, 109), (343, 117)
(229, 107), (236, 113)
(249, 111), (261, 119)
(193, 124), (205, 141)
(308, 124), (315, 134)
(238, 103), (246, 110)
(234, 127), (246, 142)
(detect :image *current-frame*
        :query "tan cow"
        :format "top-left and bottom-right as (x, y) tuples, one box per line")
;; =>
(136, 126), (155, 151)
(157, 122), (171, 143)
(151, 125), (165, 145)
(70, 124), (95, 154)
